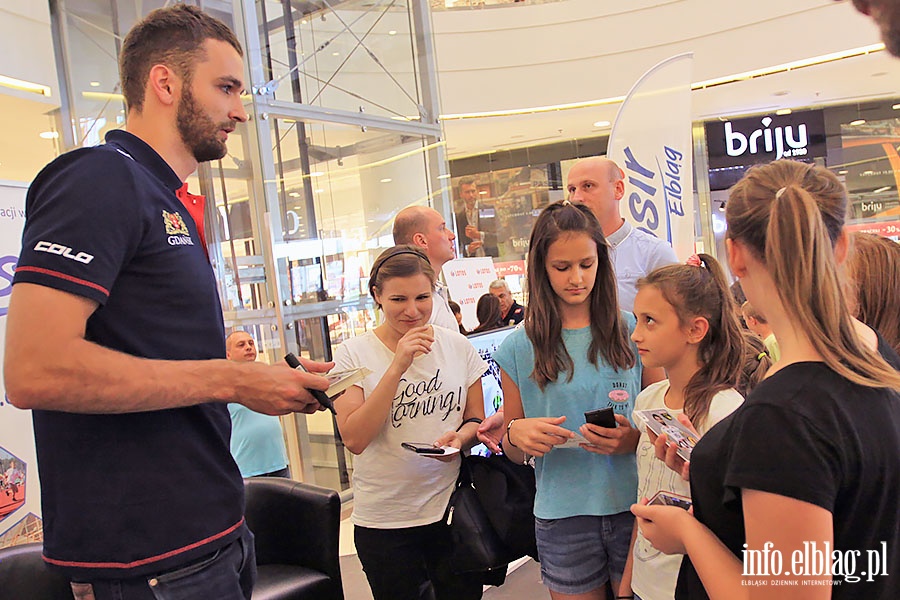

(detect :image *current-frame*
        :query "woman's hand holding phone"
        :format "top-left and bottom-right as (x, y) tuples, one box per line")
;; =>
(580, 413), (640, 455)
(631, 497), (697, 556)
(401, 438), (461, 461)
(429, 431), (463, 462)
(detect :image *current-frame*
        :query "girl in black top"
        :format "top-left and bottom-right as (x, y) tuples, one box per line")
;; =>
(632, 160), (900, 599)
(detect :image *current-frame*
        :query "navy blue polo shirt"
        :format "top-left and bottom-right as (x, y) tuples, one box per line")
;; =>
(13, 130), (244, 579)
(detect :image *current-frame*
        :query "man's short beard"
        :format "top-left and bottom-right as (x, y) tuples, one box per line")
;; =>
(177, 85), (229, 163)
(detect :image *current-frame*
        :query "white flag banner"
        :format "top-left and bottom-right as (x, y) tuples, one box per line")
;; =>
(608, 53), (695, 260)
(0, 181), (42, 548)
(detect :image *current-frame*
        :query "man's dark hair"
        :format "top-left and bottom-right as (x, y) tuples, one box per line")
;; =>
(119, 4), (243, 112)
(458, 177), (476, 192)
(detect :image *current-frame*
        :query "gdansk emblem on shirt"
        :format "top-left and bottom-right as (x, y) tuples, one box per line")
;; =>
(162, 210), (190, 236)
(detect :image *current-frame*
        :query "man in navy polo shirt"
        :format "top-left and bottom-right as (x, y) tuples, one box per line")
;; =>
(3, 5), (331, 600)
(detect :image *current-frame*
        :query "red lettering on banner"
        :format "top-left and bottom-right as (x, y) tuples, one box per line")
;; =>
(845, 221), (900, 238)
(494, 260), (526, 277)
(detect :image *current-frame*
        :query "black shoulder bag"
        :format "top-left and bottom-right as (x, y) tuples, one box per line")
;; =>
(444, 452), (537, 574)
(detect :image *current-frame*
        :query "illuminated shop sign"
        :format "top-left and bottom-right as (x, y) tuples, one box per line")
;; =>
(705, 110), (826, 170)
(704, 109), (827, 190)
(725, 117), (808, 160)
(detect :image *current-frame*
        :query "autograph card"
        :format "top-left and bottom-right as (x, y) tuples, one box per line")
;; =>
(635, 408), (698, 461)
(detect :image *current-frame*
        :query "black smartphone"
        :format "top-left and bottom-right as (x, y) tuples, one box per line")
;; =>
(401, 442), (445, 455)
(584, 407), (617, 428)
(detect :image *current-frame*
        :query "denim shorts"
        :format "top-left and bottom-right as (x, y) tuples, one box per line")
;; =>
(534, 512), (635, 595)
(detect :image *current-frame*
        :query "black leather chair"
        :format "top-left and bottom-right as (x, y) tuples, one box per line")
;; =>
(244, 477), (344, 600)
(0, 541), (72, 600)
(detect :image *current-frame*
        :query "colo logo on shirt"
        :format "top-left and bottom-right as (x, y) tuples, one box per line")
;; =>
(33, 241), (94, 264)
(163, 210), (194, 246)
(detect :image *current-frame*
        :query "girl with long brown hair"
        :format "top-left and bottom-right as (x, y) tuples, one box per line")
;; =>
(494, 201), (661, 600)
(633, 160), (900, 599)
(846, 231), (900, 356)
(621, 254), (744, 600)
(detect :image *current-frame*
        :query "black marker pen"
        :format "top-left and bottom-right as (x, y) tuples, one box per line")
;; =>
(284, 353), (336, 415)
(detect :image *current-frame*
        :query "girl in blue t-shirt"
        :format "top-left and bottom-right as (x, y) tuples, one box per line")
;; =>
(494, 201), (660, 600)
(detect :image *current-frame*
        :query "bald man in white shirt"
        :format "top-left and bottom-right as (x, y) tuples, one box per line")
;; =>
(392, 206), (459, 331)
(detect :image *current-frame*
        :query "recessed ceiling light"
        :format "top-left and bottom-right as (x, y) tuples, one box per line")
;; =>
(438, 174), (451, 179)
(380, 178), (392, 183)
(893, 103), (900, 110)
(89, 81), (100, 87)
(388, 30), (397, 35)
(39, 131), (59, 139)
(850, 119), (866, 126)
(873, 186), (892, 194)
(0, 74), (51, 96)
(301, 19), (307, 24)
(288, 192), (300, 197)
(332, 52), (340, 56)
(593, 120), (611, 128)
(310, 171), (324, 177)
(775, 109), (792, 116)
(838, 170), (849, 175)
(479, 190), (488, 195)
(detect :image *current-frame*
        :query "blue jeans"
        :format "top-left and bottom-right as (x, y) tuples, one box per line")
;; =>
(69, 525), (256, 600)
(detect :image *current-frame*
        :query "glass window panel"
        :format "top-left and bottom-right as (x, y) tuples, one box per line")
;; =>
(834, 117), (900, 239)
(267, 116), (441, 490)
(258, 0), (420, 119)
(0, 95), (60, 182)
(269, 117), (436, 301)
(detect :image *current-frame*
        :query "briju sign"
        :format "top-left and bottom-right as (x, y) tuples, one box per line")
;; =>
(706, 110), (826, 170)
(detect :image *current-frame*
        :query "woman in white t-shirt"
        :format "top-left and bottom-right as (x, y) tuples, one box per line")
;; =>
(332, 245), (487, 600)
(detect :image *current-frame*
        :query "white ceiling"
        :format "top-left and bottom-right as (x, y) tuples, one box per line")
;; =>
(1, 0), (897, 184)
(431, 0), (900, 157)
